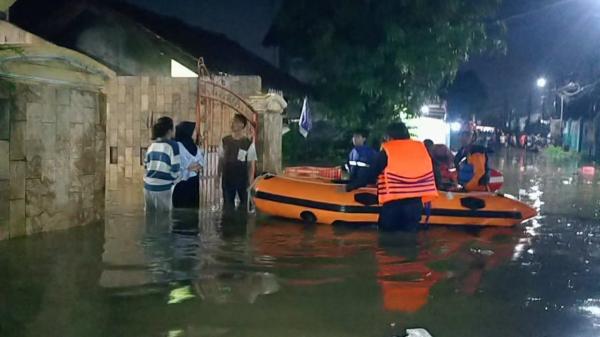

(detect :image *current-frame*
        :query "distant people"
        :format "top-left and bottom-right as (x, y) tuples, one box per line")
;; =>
(219, 114), (257, 211)
(519, 134), (527, 148)
(172, 121), (204, 209)
(346, 122), (438, 232)
(499, 133), (507, 147)
(144, 116), (180, 212)
(455, 124), (490, 192)
(345, 129), (377, 185)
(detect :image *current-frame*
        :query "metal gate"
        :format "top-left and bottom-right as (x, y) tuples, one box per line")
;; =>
(195, 59), (258, 209)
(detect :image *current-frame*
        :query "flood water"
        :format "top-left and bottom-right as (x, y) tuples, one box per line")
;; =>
(1, 149), (600, 337)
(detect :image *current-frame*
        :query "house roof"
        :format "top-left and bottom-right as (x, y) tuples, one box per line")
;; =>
(9, 0), (308, 94)
(0, 20), (115, 87)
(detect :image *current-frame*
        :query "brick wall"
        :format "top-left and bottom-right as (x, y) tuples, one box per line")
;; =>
(105, 76), (261, 206)
(0, 81), (105, 239)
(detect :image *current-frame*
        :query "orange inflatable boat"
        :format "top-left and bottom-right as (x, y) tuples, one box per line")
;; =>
(252, 175), (537, 227)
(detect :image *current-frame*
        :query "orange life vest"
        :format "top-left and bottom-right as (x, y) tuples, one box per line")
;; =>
(377, 140), (438, 204)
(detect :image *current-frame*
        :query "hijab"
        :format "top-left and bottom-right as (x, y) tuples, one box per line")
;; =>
(175, 121), (197, 156)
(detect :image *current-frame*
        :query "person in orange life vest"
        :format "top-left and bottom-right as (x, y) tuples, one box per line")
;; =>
(345, 123), (438, 232)
(454, 125), (490, 192)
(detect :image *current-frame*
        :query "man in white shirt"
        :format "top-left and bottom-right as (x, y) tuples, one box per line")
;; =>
(218, 114), (257, 211)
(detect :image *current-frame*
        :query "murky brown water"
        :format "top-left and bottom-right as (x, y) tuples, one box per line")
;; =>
(1, 148), (600, 337)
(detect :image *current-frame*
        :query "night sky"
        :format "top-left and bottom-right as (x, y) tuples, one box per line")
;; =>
(467, 0), (600, 116)
(119, 0), (282, 64)
(120, 0), (600, 117)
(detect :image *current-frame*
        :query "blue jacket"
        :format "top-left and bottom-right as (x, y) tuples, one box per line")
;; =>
(346, 145), (377, 183)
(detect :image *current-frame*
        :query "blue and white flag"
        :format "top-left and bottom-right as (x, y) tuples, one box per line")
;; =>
(299, 96), (312, 138)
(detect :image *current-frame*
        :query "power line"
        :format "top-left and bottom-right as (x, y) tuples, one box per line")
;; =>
(499, 0), (582, 22)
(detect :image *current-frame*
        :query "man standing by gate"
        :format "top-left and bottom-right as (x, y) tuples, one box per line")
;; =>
(218, 114), (257, 211)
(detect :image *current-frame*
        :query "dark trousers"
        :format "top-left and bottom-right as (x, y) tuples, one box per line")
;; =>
(222, 179), (248, 211)
(378, 198), (423, 232)
(172, 176), (199, 209)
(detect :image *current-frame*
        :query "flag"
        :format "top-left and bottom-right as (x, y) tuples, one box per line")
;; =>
(299, 96), (312, 138)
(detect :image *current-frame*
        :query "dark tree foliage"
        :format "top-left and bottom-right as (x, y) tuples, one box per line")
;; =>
(268, 0), (504, 128)
(444, 70), (489, 120)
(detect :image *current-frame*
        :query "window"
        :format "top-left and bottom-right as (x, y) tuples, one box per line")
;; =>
(109, 146), (118, 164)
(140, 147), (147, 166)
(0, 99), (8, 141)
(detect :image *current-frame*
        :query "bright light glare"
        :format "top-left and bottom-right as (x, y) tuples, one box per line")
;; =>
(450, 122), (462, 132)
(536, 77), (547, 88)
(581, 305), (600, 317)
(404, 117), (449, 145)
(171, 59), (198, 78)
(420, 105), (430, 114)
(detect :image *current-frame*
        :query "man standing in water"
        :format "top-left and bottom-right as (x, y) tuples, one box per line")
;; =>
(346, 122), (438, 231)
(218, 114), (257, 211)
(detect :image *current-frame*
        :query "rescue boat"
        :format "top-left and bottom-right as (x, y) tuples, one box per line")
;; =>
(252, 175), (537, 227)
(284, 165), (505, 192)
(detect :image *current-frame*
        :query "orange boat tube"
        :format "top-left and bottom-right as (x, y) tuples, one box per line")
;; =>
(252, 175), (537, 227)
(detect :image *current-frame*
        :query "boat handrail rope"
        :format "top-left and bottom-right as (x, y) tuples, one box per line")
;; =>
(247, 173), (272, 213)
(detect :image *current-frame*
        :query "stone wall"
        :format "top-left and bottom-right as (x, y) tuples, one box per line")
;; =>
(0, 81), (105, 239)
(105, 76), (261, 205)
(249, 93), (286, 174)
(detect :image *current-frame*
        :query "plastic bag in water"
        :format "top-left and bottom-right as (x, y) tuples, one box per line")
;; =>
(406, 328), (433, 337)
(470, 247), (495, 256)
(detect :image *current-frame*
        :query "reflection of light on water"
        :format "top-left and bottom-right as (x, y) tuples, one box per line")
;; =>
(582, 305), (600, 316)
(168, 330), (184, 337)
(512, 238), (532, 261)
(168, 285), (196, 304)
(512, 243), (525, 260)
(525, 218), (542, 236)
(580, 299), (600, 327)
(524, 296), (543, 307)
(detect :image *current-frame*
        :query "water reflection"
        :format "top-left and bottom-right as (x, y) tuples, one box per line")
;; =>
(252, 220), (521, 313)
(101, 209), (280, 306)
(2, 149), (600, 337)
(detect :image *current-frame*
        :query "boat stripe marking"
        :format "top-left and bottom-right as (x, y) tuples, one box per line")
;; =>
(254, 191), (523, 219)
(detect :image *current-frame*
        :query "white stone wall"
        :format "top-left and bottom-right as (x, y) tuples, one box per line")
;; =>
(0, 81), (105, 239)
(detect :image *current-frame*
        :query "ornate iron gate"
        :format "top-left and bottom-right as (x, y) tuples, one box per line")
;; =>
(195, 59), (258, 209)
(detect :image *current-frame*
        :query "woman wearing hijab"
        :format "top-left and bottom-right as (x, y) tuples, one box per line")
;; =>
(172, 121), (205, 208)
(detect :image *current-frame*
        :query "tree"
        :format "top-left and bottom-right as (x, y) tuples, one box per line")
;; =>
(266, 0), (504, 128)
(444, 70), (488, 121)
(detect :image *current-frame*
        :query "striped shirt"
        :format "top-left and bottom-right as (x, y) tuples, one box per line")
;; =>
(144, 139), (181, 191)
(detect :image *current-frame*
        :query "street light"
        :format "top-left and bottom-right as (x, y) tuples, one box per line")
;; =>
(536, 76), (582, 145)
(420, 105), (430, 114)
(536, 77), (547, 88)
